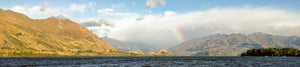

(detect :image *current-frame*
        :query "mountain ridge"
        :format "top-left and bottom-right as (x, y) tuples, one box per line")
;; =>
(169, 32), (300, 56)
(0, 9), (118, 56)
(101, 37), (142, 52)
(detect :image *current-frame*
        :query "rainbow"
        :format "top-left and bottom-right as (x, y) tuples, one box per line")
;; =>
(171, 27), (184, 43)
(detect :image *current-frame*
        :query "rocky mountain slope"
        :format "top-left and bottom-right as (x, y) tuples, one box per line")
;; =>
(0, 9), (120, 56)
(101, 37), (141, 52)
(169, 32), (300, 56)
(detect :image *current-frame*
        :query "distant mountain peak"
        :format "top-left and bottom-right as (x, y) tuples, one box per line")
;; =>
(169, 33), (300, 56)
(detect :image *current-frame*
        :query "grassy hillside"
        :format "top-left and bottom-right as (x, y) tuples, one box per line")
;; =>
(0, 9), (118, 56)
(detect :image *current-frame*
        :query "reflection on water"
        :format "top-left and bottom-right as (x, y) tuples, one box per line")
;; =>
(0, 56), (299, 67)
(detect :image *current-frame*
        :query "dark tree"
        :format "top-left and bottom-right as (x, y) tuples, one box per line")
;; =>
(241, 48), (300, 57)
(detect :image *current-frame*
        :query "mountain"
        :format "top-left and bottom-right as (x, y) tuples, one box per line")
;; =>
(101, 37), (162, 53)
(101, 37), (141, 52)
(169, 32), (300, 56)
(0, 9), (119, 56)
(126, 49), (176, 56)
(155, 49), (176, 56)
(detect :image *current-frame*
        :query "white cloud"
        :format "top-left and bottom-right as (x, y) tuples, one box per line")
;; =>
(40, 2), (53, 11)
(108, 7), (300, 50)
(132, 2), (136, 6)
(88, 2), (96, 9)
(98, 8), (114, 12)
(53, 13), (70, 19)
(164, 11), (176, 16)
(111, 3), (125, 8)
(65, 3), (87, 12)
(146, 0), (166, 8)
(79, 18), (115, 37)
(98, 8), (138, 17)
(9, 2), (95, 19)
(10, 5), (61, 19)
(80, 18), (115, 27)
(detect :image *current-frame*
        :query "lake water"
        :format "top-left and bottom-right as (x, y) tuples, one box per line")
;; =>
(0, 56), (299, 67)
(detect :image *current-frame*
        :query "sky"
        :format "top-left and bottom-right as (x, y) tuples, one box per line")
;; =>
(1, 0), (300, 51)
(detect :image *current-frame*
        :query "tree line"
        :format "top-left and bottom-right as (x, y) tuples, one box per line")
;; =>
(241, 48), (300, 57)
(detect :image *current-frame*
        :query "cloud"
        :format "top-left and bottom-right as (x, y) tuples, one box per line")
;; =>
(132, 2), (136, 6)
(10, 5), (61, 19)
(111, 3), (125, 8)
(79, 18), (115, 37)
(108, 7), (300, 50)
(53, 13), (70, 19)
(9, 2), (95, 19)
(98, 8), (138, 17)
(88, 2), (96, 9)
(40, 2), (53, 11)
(65, 3), (87, 12)
(80, 18), (115, 27)
(164, 11), (176, 16)
(146, 0), (166, 8)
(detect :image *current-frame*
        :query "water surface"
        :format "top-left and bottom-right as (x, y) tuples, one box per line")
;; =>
(0, 56), (299, 67)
